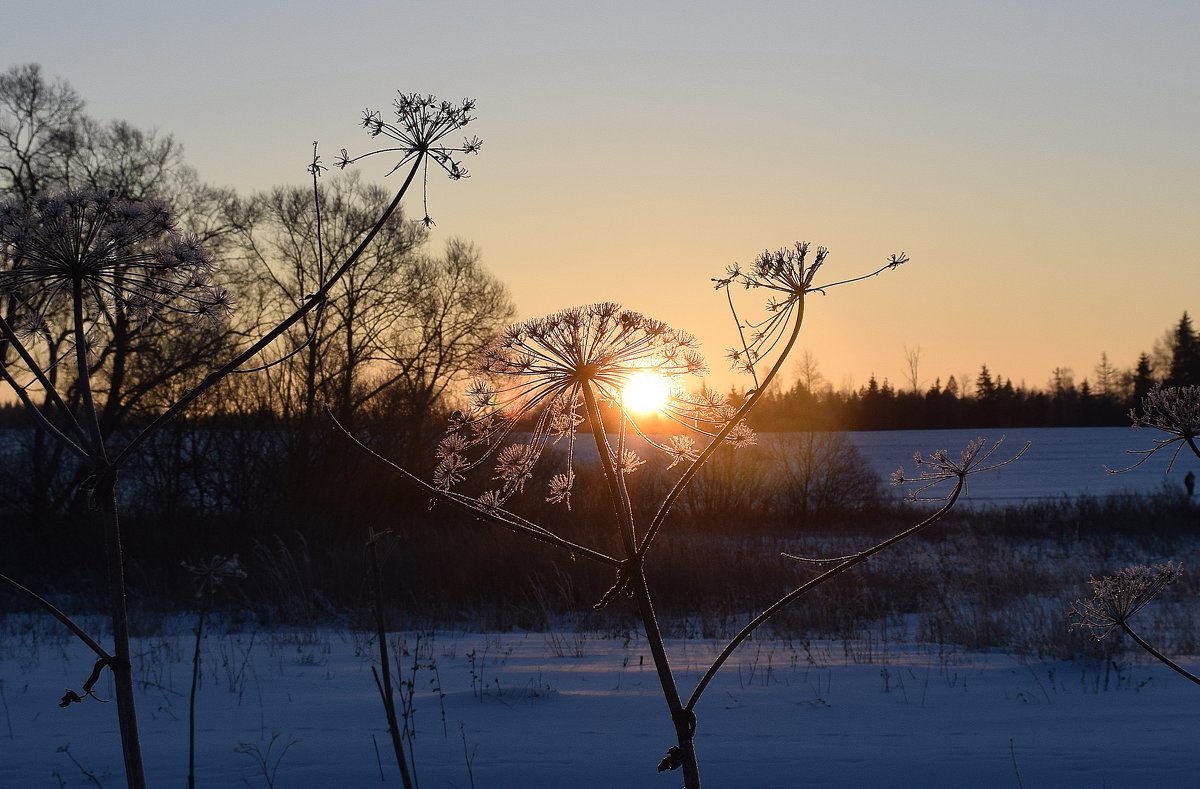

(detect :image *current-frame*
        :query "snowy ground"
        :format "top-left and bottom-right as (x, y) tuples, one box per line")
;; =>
(846, 426), (1197, 505)
(1, 617), (1195, 788)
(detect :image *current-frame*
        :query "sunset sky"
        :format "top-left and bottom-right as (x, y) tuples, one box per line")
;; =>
(5, 1), (1197, 395)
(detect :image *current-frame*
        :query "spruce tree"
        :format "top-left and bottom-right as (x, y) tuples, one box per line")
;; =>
(1132, 352), (1155, 402)
(1167, 311), (1199, 386)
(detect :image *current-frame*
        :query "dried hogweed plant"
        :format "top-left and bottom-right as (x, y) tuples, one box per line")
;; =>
(1107, 384), (1200, 473)
(433, 303), (734, 509)
(334, 241), (1024, 787)
(0, 91), (476, 789)
(1074, 384), (1200, 686)
(336, 92), (481, 227)
(1069, 562), (1198, 686)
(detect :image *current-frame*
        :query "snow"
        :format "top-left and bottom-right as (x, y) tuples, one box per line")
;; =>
(1, 618), (1196, 788)
(846, 427), (1198, 505)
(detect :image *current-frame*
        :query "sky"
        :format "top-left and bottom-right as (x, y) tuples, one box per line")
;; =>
(4, 1), (1198, 395)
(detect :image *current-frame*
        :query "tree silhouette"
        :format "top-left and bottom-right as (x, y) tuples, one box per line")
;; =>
(1132, 352), (1155, 402)
(1167, 311), (1199, 387)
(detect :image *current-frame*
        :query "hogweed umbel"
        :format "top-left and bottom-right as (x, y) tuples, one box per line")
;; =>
(1069, 562), (1199, 686)
(434, 303), (751, 509)
(889, 435), (1027, 502)
(1108, 384), (1200, 473)
(336, 93), (481, 226)
(1069, 562), (1183, 640)
(0, 190), (230, 333)
(715, 243), (907, 386)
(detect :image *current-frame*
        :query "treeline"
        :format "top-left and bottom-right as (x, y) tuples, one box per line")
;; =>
(747, 311), (1200, 431)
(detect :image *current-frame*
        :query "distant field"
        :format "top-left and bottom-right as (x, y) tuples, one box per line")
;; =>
(846, 426), (1195, 504)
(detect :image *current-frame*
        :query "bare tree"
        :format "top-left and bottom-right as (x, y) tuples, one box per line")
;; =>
(363, 238), (514, 451)
(0, 64), (84, 201)
(238, 173), (512, 461)
(903, 344), (923, 392)
(792, 347), (826, 393)
(239, 173), (425, 434)
(770, 432), (882, 523)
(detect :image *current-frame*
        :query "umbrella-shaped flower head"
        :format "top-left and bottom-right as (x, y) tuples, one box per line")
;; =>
(0, 189), (229, 338)
(435, 303), (752, 507)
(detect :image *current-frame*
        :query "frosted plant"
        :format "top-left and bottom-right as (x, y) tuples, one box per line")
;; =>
(331, 241), (1032, 788)
(336, 93), (481, 226)
(889, 435), (1027, 502)
(1069, 563), (1199, 686)
(433, 303), (747, 508)
(182, 553), (248, 596)
(716, 242), (907, 386)
(1070, 562), (1182, 639)
(1108, 384), (1200, 472)
(1077, 391), (1200, 686)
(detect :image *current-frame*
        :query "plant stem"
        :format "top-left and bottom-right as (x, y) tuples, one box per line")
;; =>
(71, 275), (146, 789)
(0, 573), (111, 661)
(686, 479), (963, 712)
(326, 411), (619, 568)
(580, 381), (701, 788)
(112, 154), (425, 471)
(188, 594), (209, 789)
(1120, 623), (1200, 686)
(638, 298), (806, 558)
(96, 477), (147, 789)
(369, 534), (416, 789)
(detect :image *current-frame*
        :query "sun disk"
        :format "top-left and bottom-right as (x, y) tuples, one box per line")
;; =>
(623, 371), (671, 415)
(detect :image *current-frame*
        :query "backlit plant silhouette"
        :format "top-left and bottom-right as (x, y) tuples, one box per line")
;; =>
(334, 242), (1026, 787)
(0, 91), (478, 789)
(1074, 384), (1200, 686)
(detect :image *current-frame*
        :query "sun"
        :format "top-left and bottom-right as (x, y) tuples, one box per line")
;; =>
(622, 371), (672, 415)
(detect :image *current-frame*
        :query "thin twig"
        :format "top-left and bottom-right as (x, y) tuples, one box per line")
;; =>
(0, 572), (111, 661)
(685, 478), (964, 712)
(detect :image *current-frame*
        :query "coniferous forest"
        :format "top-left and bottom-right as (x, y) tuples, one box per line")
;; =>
(745, 313), (1199, 431)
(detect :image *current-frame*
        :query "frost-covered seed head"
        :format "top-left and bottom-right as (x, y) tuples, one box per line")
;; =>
(433, 303), (750, 508)
(1069, 562), (1183, 640)
(891, 436), (1026, 501)
(1110, 385), (1200, 474)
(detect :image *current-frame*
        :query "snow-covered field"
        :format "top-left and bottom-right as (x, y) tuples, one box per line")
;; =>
(1, 617), (1195, 788)
(2, 426), (1196, 787)
(846, 426), (1195, 505)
